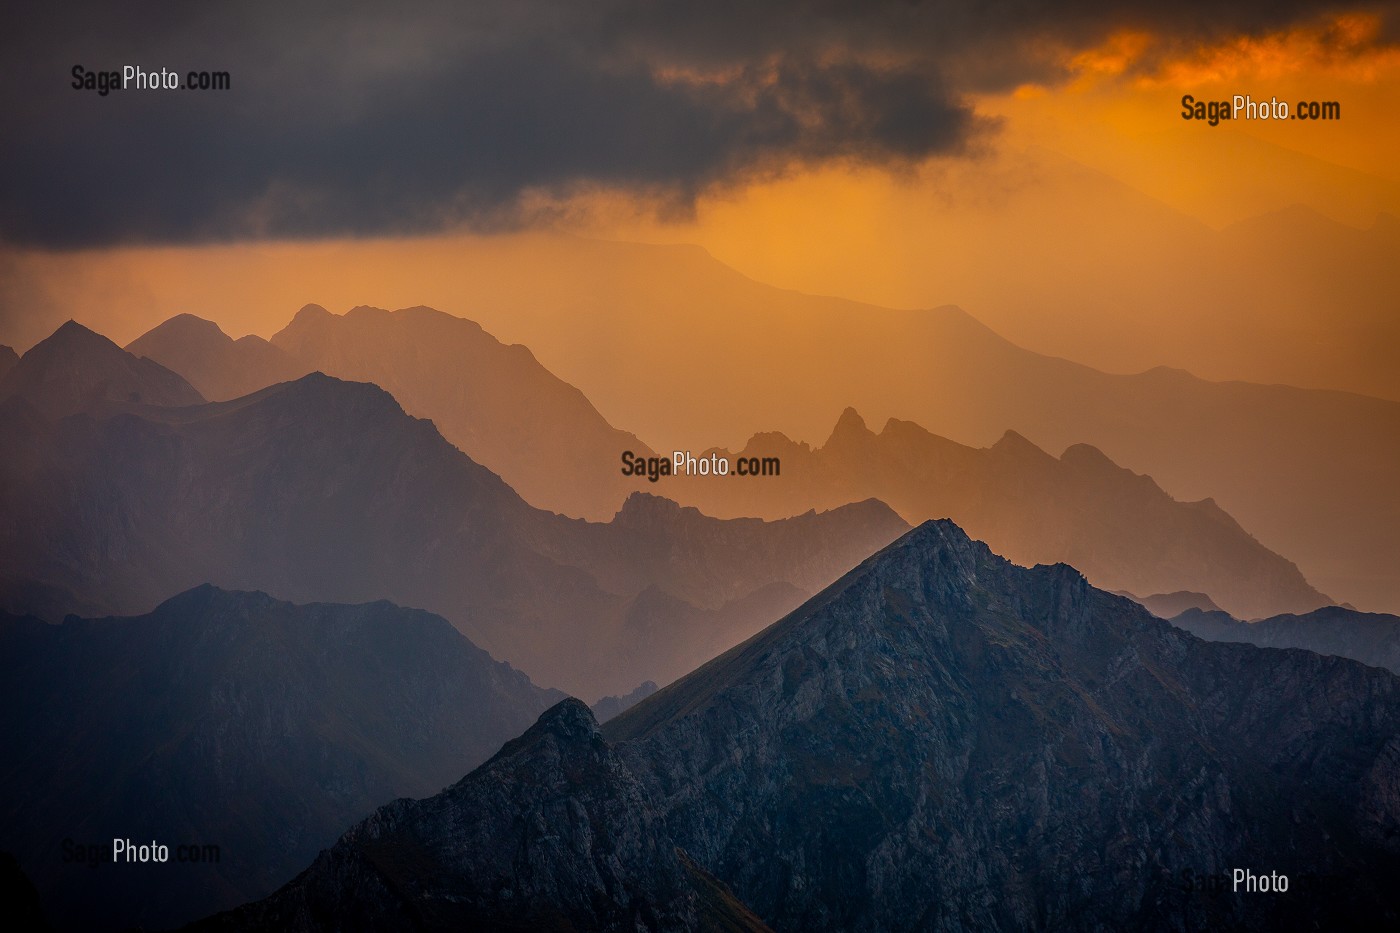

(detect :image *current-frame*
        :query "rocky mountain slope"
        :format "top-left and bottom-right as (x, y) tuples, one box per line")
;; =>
(194, 699), (771, 933)
(209, 522), (1400, 930)
(0, 586), (564, 931)
(667, 407), (1328, 619)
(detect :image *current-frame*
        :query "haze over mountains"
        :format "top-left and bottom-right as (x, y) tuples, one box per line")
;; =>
(129, 304), (654, 521)
(128, 305), (1339, 619)
(1, 321), (905, 697)
(207, 522), (1400, 931)
(342, 238), (1394, 614)
(2, 320), (204, 419)
(126, 313), (303, 400)
(0, 586), (564, 931)
(667, 407), (1328, 620)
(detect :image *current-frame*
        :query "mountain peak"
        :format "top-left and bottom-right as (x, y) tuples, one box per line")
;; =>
(824, 406), (873, 449)
(2, 320), (205, 417)
(519, 697), (598, 745)
(128, 314), (232, 354)
(990, 428), (1051, 460)
(157, 312), (227, 338)
(344, 304), (390, 320)
(292, 303), (332, 325)
(47, 318), (109, 347)
(1059, 442), (1116, 469)
(615, 491), (691, 523)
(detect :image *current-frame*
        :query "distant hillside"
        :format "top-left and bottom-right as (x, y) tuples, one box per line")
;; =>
(384, 237), (1398, 614)
(1, 320), (203, 418)
(0, 586), (564, 932)
(0, 323), (907, 697)
(1173, 605), (1400, 676)
(126, 313), (303, 400)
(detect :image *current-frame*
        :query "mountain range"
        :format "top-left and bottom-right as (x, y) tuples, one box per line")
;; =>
(665, 407), (1327, 619)
(1171, 605), (1400, 678)
(0, 321), (906, 697)
(2, 320), (204, 419)
(347, 237), (1397, 614)
(126, 307), (1335, 619)
(129, 303), (655, 521)
(201, 521), (1400, 931)
(0, 586), (564, 931)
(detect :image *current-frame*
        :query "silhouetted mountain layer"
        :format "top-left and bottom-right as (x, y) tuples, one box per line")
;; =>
(211, 522), (1400, 931)
(1121, 590), (1223, 618)
(126, 313), (303, 400)
(0, 586), (564, 932)
(1, 320), (204, 419)
(668, 408), (1328, 619)
(400, 237), (1397, 614)
(0, 345), (16, 381)
(0, 325), (907, 696)
(1173, 605), (1400, 677)
(130, 304), (655, 519)
(593, 680), (660, 723)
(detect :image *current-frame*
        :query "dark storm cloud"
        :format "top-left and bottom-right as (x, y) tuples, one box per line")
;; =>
(0, 0), (1382, 247)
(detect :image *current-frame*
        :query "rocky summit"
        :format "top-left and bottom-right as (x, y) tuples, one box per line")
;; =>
(202, 521), (1400, 931)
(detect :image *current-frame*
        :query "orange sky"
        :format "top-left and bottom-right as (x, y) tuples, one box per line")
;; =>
(3, 10), (1397, 402)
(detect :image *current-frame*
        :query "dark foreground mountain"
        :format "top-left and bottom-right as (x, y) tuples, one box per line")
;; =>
(0, 345), (17, 381)
(668, 408), (1328, 619)
(1172, 605), (1400, 676)
(206, 522), (1400, 931)
(192, 699), (772, 933)
(0, 325), (907, 696)
(0, 586), (564, 932)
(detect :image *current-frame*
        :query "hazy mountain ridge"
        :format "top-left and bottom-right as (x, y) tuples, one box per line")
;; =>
(0, 323), (907, 697)
(129, 304), (1341, 618)
(0, 586), (565, 932)
(594, 680), (661, 723)
(126, 313), (304, 400)
(372, 237), (1396, 613)
(666, 407), (1329, 619)
(210, 521), (1400, 930)
(1121, 590), (1223, 618)
(1172, 605), (1400, 677)
(1, 319), (204, 419)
